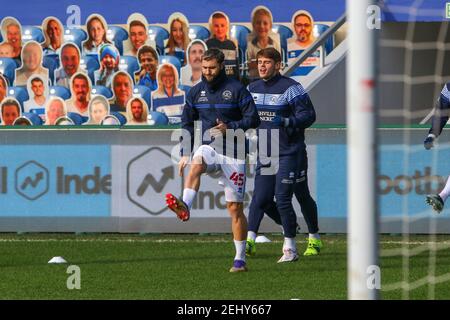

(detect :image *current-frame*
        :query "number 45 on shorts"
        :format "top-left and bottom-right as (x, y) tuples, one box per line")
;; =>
(229, 172), (244, 186)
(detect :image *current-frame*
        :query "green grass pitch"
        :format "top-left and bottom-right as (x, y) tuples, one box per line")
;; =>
(0, 233), (450, 299)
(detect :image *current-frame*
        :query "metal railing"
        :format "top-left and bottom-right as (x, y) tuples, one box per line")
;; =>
(282, 13), (347, 77)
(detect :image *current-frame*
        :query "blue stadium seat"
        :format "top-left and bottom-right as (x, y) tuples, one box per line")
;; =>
(21, 26), (45, 43)
(148, 111), (169, 126)
(272, 24), (293, 64)
(63, 27), (88, 51)
(49, 86), (71, 100)
(118, 55), (140, 80)
(0, 57), (18, 85)
(7, 86), (29, 110)
(80, 55), (100, 84)
(107, 25), (128, 55)
(43, 54), (60, 84)
(148, 25), (169, 55)
(230, 24), (251, 69)
(178, 84), (191, 95)
(91, 85), (113, 99)
(159, 55), (181, 77)
(133, 85), (151, 107)
(189, 25), (210, 41)
(314, 24), (334, 54)
(22, 112), (43, 125)
(110, 111), (127, 125)
(67, 112), (85, 125)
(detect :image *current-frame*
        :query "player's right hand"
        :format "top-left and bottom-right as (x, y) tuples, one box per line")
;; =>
(424, 135), (435, 150)
(178, 156), (190, 176)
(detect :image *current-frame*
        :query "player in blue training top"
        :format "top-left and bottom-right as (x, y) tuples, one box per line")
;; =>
(246, 47), (320, 262)
(424, 82), (450, 213)
(165, 48), (260, 272)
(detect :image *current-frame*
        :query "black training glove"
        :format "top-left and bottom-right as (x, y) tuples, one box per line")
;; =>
(424, 134), (436, 150)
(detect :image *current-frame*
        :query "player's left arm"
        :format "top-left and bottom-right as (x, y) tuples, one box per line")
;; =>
(227, 87), (261, 130)
(278, 84), (316, 129)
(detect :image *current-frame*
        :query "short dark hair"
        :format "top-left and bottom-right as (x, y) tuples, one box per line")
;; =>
(130, 20), (146, 30)
(256, 47), (282, 64)
(31, 77), (44, 85)
(137, 45), (158, 62)
(1, 99), (21, 114)
(72, 73), (89, 84)
(202, 48), (224, 64)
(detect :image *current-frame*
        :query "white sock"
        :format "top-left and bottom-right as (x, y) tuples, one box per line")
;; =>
(247, 231), (257, 241)
(283, 237), (297, 251)
(309, 233), (320, 240)
(439, 176), (450, 202)
(234, 240), (246, 261)
(182, 188), (197, 210)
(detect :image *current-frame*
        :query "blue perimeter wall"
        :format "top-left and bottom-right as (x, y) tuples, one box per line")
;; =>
(0, 0), (448, 25)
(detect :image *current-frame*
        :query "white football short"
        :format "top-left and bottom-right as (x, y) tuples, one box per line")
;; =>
(193, 145), (246, 202)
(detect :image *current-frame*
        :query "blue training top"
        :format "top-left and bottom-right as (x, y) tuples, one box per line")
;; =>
(248, 73), (316, 157)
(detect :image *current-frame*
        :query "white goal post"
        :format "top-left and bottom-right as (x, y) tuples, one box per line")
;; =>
(347, 0), (380, 300)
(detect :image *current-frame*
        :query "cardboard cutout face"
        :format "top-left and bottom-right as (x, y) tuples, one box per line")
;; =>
(26, 74), (49, 103)
(126, 13), (149, 55)
(55, 42), (82, 88)
(250, 6), (274, 39)
(111, 70), (133, 109)
(68, 72), (92, 115)
(42, 16), (64, 53)
(125, 96), (148, 125)
(87, 95), (110, 124)
(15, 41), (49, 86)
(167, 12), (190, 50)
(0, 17), (22, 59)
(152, 63), (185, 124)
(1, 98), (21, 125)
(209, 11), (231, 41)
(82, 14), (110, 54)
(45, 96), (67, 125)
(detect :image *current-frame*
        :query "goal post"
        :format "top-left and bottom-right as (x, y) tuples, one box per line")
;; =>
(347, 0), (380, 300)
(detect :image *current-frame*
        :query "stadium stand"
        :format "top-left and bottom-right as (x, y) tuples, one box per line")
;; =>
(22, 112), (43, 125)
(63, 27), (88, 51)
(7, 86), (29, 110)
(111, 111), (127, 125)
(272, 24), (294, 64)
(178, 84), (191, 95)
(133, 85), (151, 107)
(106, 25), (129, 55)
(148, 25), (170, 55)
(21, 26), (45, 43)
(92, 85), (113, 99)
(189, 25), (210, 41)
(49, 86), (71, 100)
(148, 111), (169, 125)
(118, 55), (140, 80)
(0, 57), (18, 85)
(230, 24), (251, 74)
(67, 112), (85, 125)
(80, 55), (100, 84)
(43, 54), (60, 84)
(314, 23), (334, 54)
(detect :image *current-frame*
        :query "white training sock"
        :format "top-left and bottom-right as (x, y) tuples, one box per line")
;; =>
(234, 240), (246, 261)
(283, 237), (297, 251)
(309, 233), (321, 240)
(439, 175), (450, 202)
(182, 188), (197, 210)
(247, 231), (257, 241)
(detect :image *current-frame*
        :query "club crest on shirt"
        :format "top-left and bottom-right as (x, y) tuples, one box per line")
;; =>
(198, 90), (208, 102)
(222, 90), (232, 100)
